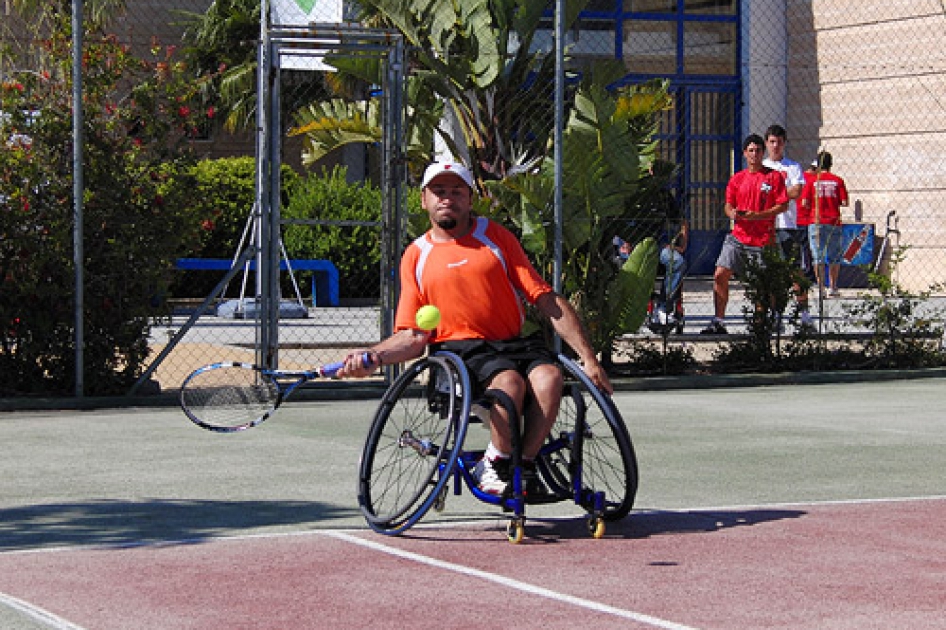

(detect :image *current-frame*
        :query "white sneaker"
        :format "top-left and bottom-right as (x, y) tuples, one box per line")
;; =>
(472, 457), (510, 495)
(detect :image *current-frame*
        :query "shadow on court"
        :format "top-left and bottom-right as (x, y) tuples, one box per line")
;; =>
(0, 499), (358, 551)
(396, 507), (807, 546)
(618, 507), (807, 538)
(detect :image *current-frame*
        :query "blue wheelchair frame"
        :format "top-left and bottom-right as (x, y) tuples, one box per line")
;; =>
(357, 351), (638, 543)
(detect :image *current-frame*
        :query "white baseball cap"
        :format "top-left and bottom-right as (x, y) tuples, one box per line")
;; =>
(421, 162), (474, 189)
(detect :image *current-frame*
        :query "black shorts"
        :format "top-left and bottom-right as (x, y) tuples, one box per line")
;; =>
(431, 335), (558, 388)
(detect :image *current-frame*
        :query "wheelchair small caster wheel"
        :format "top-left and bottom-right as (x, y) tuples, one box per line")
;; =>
(506, 518), (525, 544)
(587, 515), (605, 539)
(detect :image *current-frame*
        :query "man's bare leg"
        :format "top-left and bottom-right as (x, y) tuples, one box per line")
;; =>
(522, 364), (564, 459)
(713, 265), (732, 319)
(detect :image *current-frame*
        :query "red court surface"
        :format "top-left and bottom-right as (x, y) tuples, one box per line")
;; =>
(2, 497), (944, 629)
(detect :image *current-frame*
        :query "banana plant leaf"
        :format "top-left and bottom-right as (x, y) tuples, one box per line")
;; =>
(606, 237), (659, 336)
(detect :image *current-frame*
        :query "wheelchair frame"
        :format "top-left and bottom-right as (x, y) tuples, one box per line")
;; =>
(357, 351), (639, 543)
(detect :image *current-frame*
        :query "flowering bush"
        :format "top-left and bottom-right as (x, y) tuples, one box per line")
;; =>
(0, 19), (212, 395)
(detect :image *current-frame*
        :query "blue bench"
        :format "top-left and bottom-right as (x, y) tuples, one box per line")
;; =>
(175, 258), (339, 307)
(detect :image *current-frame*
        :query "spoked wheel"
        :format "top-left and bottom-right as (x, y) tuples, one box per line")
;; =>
(358, 352), (471, 534)
(537, 355), (639, 522)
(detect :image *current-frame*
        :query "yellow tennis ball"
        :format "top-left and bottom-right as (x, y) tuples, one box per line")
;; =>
(415, 305), (441, 331)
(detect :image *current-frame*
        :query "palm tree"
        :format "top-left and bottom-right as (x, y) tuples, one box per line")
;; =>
(486, 73), (673, 354)
(178, 0), (335, 133)
(184, 0), (675, 357)
(292, 0), (674, 356)
(292, 0), (591, 186)
(177, 0), (261, 132)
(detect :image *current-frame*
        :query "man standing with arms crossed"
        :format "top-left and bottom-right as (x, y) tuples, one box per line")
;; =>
(764, 124), (813, 328)
(702, 134), (789, 334)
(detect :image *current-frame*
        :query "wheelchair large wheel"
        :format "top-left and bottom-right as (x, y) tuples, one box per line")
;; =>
(538, 355), (638, 521)
(358, 352), (471, 534)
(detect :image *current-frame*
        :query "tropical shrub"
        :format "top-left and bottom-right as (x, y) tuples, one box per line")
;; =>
(485, 76), (673, 356)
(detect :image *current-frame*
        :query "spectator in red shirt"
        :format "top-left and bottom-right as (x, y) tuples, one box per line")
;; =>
(801, 151), (849, 297)
(702, 134), (789, 335)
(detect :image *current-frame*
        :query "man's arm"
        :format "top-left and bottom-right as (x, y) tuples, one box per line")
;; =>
(731, 202), (788, 220)
(534, 292), (613, 394)
(337, 328), (429, 378)
(785, 163), (805, 200)
(756, 201), (788, 219)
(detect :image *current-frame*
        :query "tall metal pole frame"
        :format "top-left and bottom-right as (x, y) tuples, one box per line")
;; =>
(380, 36), (406, 379)
(258, 0), (278, 368)
(265, 35), (283, 369)
(72, 0), (85, 396)
(552, 0), (565, 353)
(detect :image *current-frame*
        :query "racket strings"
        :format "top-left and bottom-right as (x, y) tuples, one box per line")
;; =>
(184, 368), (280, 428)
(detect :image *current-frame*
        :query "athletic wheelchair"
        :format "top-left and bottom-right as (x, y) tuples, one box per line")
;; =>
(357, 351), (639, 543)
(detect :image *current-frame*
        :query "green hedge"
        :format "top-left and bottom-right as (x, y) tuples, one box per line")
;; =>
(168, 157), (299, 298)
(170, 160), (424, 302)
(283, 166), (383, 301)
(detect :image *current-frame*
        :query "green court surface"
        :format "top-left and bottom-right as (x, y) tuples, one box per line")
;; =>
(2, 376), (943, 551)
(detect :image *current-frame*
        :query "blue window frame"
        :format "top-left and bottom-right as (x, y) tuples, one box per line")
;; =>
(563, 0), (742, 271)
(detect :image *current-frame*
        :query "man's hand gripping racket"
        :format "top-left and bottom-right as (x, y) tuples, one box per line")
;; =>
(180, 353), (372, 433)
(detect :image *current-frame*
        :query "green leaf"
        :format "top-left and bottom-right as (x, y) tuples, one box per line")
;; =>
(611, 237), (660, 334)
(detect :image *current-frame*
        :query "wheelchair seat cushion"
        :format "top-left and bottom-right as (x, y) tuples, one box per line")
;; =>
(432, 335), (556, 386)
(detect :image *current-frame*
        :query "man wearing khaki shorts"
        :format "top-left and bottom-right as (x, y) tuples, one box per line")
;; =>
(702, 134), (789, 334)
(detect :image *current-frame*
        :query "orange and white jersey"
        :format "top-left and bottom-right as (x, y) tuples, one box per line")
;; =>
(394, 217), (553, 343)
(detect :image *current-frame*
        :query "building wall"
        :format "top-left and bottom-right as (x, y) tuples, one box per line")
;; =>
(785, 0), (946, 290)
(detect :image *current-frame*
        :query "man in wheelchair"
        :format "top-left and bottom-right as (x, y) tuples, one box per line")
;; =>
(338, 161), (610, 499)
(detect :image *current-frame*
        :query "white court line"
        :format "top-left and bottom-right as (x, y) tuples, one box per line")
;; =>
(0, 592), (87, 630)
(324, 530), (697, 630)
(643, 493), (946, 514)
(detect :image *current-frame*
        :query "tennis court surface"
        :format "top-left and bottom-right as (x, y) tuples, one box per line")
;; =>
(2, 376), (944, 628)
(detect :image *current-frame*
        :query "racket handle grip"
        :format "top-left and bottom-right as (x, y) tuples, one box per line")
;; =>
(320, 352), (373, 377)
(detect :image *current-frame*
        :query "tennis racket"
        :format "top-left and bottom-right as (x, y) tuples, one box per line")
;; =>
(180, 353), (372, 433)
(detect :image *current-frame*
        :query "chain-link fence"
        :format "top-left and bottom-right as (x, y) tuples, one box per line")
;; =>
(139, 3), (406, 394)
(2, 1), (944, 397)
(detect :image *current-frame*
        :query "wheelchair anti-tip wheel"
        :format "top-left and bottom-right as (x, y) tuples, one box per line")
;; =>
(357, 352), (471, 534)
(537, 354), (639, 522)
(587, 515), (606, 539)
(506, 518), (525, 544)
